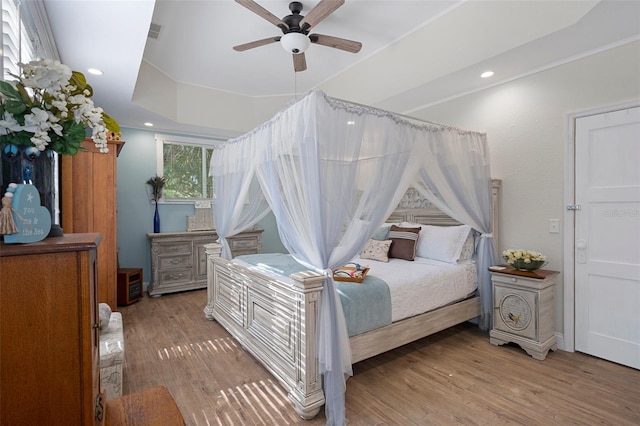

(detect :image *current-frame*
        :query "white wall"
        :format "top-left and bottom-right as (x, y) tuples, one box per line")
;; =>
(411, 40), (640, 339)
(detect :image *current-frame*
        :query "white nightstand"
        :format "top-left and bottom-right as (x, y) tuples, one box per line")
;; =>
(489, 266), (559, 360)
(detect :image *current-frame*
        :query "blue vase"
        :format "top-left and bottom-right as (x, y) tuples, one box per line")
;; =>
(153, 202), (160, 233)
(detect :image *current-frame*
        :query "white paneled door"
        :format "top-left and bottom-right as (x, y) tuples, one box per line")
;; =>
(575, 107), (640, 369)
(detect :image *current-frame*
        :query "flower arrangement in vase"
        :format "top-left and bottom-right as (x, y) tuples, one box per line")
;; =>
(503, 249), (547, 271)
(0, 59), (120, 155)
(146, 175), (166, 233)
(0, 59), (120, 240)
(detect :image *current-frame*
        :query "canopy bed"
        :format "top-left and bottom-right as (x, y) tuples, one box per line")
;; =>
(204, 90), (498, 425)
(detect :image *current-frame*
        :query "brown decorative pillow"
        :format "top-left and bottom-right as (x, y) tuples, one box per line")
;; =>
(360, 239), (392, 262)
(388, 225), (421, 261)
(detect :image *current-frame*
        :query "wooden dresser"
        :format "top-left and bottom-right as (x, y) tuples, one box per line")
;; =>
(0, 233), (103, 425)
(147, 229), (263, 296)
(61, 138), (124, 310)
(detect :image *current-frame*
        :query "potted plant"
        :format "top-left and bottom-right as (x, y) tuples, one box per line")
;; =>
(0, 58), (120, 238)
(502, 249), (547, 271)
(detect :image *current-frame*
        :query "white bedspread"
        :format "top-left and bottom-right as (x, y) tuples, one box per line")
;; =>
(234, 255), (478, 324)
(351, 256), (478, 322)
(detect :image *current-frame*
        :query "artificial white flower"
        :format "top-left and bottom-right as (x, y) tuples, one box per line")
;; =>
(20, 59), (72, 93)
(0, 112), (22, 133)
(0, 59), (119, 155)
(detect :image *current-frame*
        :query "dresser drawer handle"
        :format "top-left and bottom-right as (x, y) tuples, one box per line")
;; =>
(169, 273), (183, 279)
(170, 259), (183, 265)
(511, 278), (518, 283)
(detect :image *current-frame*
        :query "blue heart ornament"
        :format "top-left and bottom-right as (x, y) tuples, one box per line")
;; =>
(3, 184), (51, 244)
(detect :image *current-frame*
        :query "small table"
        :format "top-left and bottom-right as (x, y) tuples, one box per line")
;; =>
(488, 265), (559, 360)
(117, 268), (143, 306)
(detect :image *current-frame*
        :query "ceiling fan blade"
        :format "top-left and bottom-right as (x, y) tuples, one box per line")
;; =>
(293, 53), (307, 72)
(235, 0), (288, 31)
(309, 33), (362, 53)
(233, 36), (281, 52)
(299, 0), (345, 31)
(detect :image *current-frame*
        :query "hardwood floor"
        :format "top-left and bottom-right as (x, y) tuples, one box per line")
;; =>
(120, 289), (640, 425)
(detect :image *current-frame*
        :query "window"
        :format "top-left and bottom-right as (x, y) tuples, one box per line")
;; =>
(156, 134), (225, 203)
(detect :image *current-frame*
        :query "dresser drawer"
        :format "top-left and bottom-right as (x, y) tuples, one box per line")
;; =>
(232, 249), (259, 257)
(159, 268), (193, 285)
(157, 241), (192, 255)
(230, 237), (258, 251)
(159, 255), (192, 270)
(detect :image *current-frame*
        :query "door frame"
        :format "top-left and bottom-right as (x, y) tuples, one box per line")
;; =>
(563, 100), (640, 352)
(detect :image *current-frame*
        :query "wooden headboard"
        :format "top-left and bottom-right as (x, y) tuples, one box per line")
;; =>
(388, 179), (501, 251)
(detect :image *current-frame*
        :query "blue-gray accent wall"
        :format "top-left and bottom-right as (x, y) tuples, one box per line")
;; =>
(115, 127), (286, 286)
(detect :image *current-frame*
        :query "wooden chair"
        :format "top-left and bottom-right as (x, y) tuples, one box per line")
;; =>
(106, 386), (184, 425)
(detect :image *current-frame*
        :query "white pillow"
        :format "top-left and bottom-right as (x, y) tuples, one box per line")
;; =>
(416, 224), (472, 263)
(458, 231), (476, 261)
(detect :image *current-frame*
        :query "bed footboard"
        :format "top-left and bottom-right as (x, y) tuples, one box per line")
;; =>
(205, 247), (326, 419)
(204, 245), (482, 419)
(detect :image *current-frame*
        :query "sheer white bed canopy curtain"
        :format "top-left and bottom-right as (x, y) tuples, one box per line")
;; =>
(209, 90), (496, 426)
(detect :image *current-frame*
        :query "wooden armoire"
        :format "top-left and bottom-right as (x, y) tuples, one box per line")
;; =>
(61, 138), (124, 310)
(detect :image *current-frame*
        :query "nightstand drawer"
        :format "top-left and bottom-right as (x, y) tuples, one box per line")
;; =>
(491, 274), (549, 290)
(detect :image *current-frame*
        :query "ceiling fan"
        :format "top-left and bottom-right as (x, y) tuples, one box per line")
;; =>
(233, 0), (362, 72)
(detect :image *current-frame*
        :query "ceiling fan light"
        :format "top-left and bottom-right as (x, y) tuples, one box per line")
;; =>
(280, 32), (310, 54)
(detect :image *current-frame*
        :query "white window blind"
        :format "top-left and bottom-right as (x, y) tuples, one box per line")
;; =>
(2, 0), (32, 80)
(1, 0), (58, 81)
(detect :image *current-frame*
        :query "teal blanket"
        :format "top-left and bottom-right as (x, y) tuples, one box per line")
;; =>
(237, 254), (392, 337)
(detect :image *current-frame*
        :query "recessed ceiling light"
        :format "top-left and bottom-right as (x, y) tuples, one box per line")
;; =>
(144, 122), (154, 127)
(87, 68), (103, 75)
(347, 120), (355, 125)
(481, 71), (494, 78)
